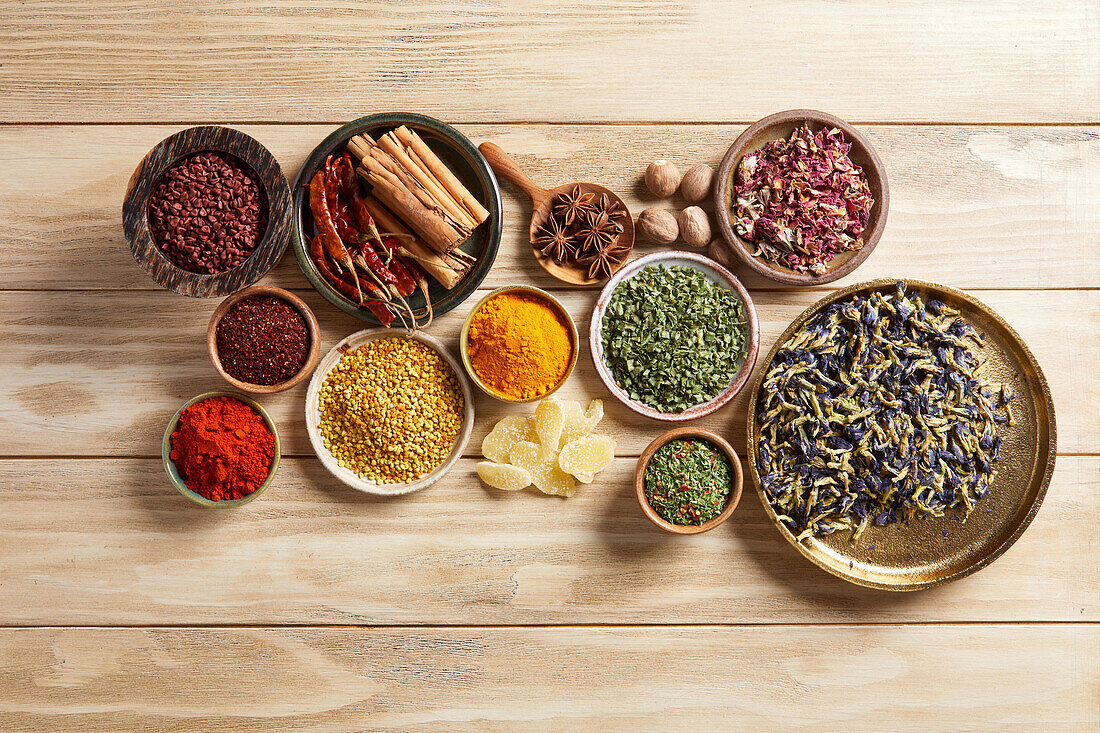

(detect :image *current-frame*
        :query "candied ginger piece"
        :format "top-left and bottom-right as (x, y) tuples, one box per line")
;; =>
(476, 461), (533, 491)
(561, 399), (604, 447)
(559, 434), (615, 479)
(534, 462), (577, 497)
(574, 471), (594, 484)
(481, 416), (531, 463)
(509, 440), (545, 472)
(534, 397), (564, 451)
(509, 438), (575, 498)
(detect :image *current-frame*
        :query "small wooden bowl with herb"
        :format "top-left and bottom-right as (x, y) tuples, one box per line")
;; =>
(635, 428), (743, 535)
(714, 109), (889, 286)
(207, 285), (320, 395)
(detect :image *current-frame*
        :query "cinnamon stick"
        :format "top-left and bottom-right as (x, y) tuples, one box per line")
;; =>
(378, 132), (478, 229)
(364, 171), (467, 256)
(394, 126), (491, 224)
(363, 196), (465, 289)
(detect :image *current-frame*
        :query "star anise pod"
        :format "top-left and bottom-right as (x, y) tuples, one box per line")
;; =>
(578, 241), (628, 280)
(533, 215), (576, 262)
(574, 209), (620, 254)
(553, 185), (596, 226)
(595, 193), (627, 223)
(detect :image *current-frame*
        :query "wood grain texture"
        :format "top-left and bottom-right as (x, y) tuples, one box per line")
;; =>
(2, 124), (1098, 292)
(0, 457), (1094, 625)
(2, 1), (1098, 123)
(0, 288), (1092, 457)
(0, 625), (1096, 731)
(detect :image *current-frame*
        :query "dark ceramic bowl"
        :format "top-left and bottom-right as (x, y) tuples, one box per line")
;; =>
(714, 109), (889, 287)
(291, 113), (503, 324)
(123, 126), (293, 297)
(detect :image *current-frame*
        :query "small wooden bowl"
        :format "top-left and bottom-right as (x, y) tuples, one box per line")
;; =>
(478, 141), (634, 286)
(590, 251), (759, 421)
(123, 126), (293, 297)
(162, 391), (280, 508)
(634, 428), (743, 535)
(459, 285), (579, 403)
(714, 109), (889, 286)
(207, 285), (321, 394)
(305, 328), (475, 496)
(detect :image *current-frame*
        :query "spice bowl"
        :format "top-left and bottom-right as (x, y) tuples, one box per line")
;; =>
(714, 109), (889, 286)
(590, 250), (760, 422)
(292, 112), (503, 325)
(207, 285), (321, 394)
(162, 391), (280, 508)
(305, 328), (475, 496)
(459, 285), (579, 403)
(634, 428), (743, 535)
(123, 126), (294, 297)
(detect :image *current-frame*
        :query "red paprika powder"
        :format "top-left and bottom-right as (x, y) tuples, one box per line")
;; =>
(169, 395), (276, 502)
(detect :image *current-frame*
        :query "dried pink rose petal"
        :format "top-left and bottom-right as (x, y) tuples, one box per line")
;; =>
(733, 126), (873, 275)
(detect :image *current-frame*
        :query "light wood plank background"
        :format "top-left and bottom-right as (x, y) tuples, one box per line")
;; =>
(1, 2), (1097, 729)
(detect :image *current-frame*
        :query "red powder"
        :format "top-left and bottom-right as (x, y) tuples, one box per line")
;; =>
(169, 395), (275, 502)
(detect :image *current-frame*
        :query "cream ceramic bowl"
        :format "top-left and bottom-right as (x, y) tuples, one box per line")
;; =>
(304, 328), (474, 496)
(590, 250), (760, 421)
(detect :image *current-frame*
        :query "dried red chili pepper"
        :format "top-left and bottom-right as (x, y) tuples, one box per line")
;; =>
(308, 169), (361, 302)
(309, 235), (394, 326)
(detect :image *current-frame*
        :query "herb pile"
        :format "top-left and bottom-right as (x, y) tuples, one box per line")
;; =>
(756, 282), (1014, 541)
(601, 265), (747, 413)
(644, 439), (733, 525)
(733, 125), (873, 275)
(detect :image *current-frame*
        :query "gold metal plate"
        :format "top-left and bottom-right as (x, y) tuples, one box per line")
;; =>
(746, 279), (1057, 590)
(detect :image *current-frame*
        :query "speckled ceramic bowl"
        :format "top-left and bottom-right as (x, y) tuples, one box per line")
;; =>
(304, 328), (475, 496)
(590, 251), (760, 422)
(162, 390), (280, 507)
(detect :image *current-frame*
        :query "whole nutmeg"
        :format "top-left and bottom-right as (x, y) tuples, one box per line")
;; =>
(637, 208), (679, 244)
(680, 164), (715, 204)
(707, 237), (735, 270)
(644, 160), (681, 198)
(677, 206), (711, 248)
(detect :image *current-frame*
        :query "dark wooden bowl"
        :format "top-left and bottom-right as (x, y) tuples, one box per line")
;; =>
(634, 428), (743, 535)
(207, 285), (321, 395)
(714, 109), (889, 287)
(478, 141), (634, 287)
(291, 113), (503, 325)
(122, 126), (293, 297)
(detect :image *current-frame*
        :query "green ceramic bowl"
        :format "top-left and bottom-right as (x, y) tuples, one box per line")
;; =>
(162, 390), (280, 507)
(291, 112), (503, 324)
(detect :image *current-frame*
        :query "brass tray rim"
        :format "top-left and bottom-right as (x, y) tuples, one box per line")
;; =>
(745, 278), (1057, 591)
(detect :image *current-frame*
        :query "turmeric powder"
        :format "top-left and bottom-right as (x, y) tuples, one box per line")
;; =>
(466, 291), (573, 400)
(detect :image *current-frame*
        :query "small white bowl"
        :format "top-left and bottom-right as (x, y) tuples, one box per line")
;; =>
(305, 328), (475, 495)
(590, 250), (760, 422)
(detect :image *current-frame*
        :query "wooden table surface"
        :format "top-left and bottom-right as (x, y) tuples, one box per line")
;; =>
(2, 2), (1098, 730)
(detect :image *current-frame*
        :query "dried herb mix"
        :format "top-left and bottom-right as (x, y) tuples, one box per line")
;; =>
(644, 439), (732, 525)
(601, 265), (747, 412)
(733, 125), (873, 275)
(756, 282), (1014, 541)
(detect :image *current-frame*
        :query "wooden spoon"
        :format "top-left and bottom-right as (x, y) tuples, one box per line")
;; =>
(478, 142), (634, 286)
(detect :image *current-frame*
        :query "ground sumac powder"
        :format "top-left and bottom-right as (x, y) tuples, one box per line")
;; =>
(215, 296), (310, 385)
(148, 151), (267, 274)
(169, 395), (275, 502)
